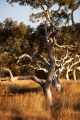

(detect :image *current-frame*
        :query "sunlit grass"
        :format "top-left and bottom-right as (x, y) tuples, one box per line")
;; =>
(0, 79), (80, 120)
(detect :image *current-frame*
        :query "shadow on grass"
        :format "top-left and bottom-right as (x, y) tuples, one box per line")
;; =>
(73, 103), (80, 111)
(0, 115), (50, 120)
(8, 86), (42, 95)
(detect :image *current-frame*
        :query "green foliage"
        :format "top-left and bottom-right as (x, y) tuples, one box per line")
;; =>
(0, 17), (80, 77)
(59, 23), (80, 54)
(35, 70), (47, 79)
(0, 52), (12, 67)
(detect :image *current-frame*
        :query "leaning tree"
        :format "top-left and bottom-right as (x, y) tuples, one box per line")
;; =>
(2, 0), (80, 104)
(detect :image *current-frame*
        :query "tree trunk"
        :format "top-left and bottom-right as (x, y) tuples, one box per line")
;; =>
(55, 68), (62, 92)
(66, 68), (70, 81)
(43, 23), (56, 105)
(72, 69), (76, 81)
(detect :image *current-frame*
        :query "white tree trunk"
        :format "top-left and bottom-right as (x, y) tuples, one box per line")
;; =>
(72, 69), (76, 81)
(66, 68), (70, 81)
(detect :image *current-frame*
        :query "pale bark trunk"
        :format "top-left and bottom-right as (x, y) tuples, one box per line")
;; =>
(43, 23), (56, 105)
(55, 68), (61, 92)
(66, 68), (70, 81)
(52, 68), (62, 92)
(72, 69), (76, 81)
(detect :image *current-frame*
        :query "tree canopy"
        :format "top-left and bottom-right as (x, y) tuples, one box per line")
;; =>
(7, 0), (80, 25)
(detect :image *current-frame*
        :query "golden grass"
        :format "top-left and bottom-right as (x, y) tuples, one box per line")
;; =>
(0, 79), (80, 120)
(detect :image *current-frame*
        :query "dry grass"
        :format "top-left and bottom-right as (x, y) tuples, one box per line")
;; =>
(0, 79), (80, 120)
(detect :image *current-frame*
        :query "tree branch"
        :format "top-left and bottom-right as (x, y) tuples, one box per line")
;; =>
(20, 46), (49, 68)
(0, 67), (44, 87)
(51, 6), (61, 13)
(28, 64), (48, 73)
(71, 4), (80, 25)
(70, 58), (80, 69)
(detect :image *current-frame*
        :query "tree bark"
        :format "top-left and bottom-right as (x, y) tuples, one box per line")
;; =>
(43, 22), (56, 105)
(54, 68), (62, 92)
(66, 67), (70, 81)
(72, 69), (76, 81)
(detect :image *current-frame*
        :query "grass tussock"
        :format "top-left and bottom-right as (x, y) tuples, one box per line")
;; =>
(0, 79), (80, 120)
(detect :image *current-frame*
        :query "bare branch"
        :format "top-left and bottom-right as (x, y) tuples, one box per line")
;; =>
(70, 58), (80, 69)
(34, 1), (45, 10)
(63, 58), (74, 66)
(40, 55), (50, 65)
(71, 4), (80, 25)
(54, 44), (74, 48)
(17, 54), (32, 63)
(0, 67), (44, 86)
(76, 67), (80, 71)
(1, 67), (13, 80)
(18, 46), (49, 67)
(51, 6), (61, 14)
(28, 64), (48, 73)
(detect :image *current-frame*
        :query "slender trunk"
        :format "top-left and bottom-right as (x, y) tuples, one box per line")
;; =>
(71, 10), (75, 26)
(66, 68), (70, 81)
(52, 68), (62, 93)
(43, 23), (55, 105)
(55, 68), (61, 92)
(72, 69), (76, 81)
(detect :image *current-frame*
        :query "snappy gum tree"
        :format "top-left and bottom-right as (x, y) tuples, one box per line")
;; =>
(6, 0), (80, 105)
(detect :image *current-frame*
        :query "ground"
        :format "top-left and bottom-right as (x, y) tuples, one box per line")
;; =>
(0, 78), (80, 120)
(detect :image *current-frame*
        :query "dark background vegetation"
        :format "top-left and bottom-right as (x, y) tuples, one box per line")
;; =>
(0, 18), (80, 79)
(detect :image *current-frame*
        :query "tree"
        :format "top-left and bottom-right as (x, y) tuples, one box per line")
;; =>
(3, 0), (80, 105)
